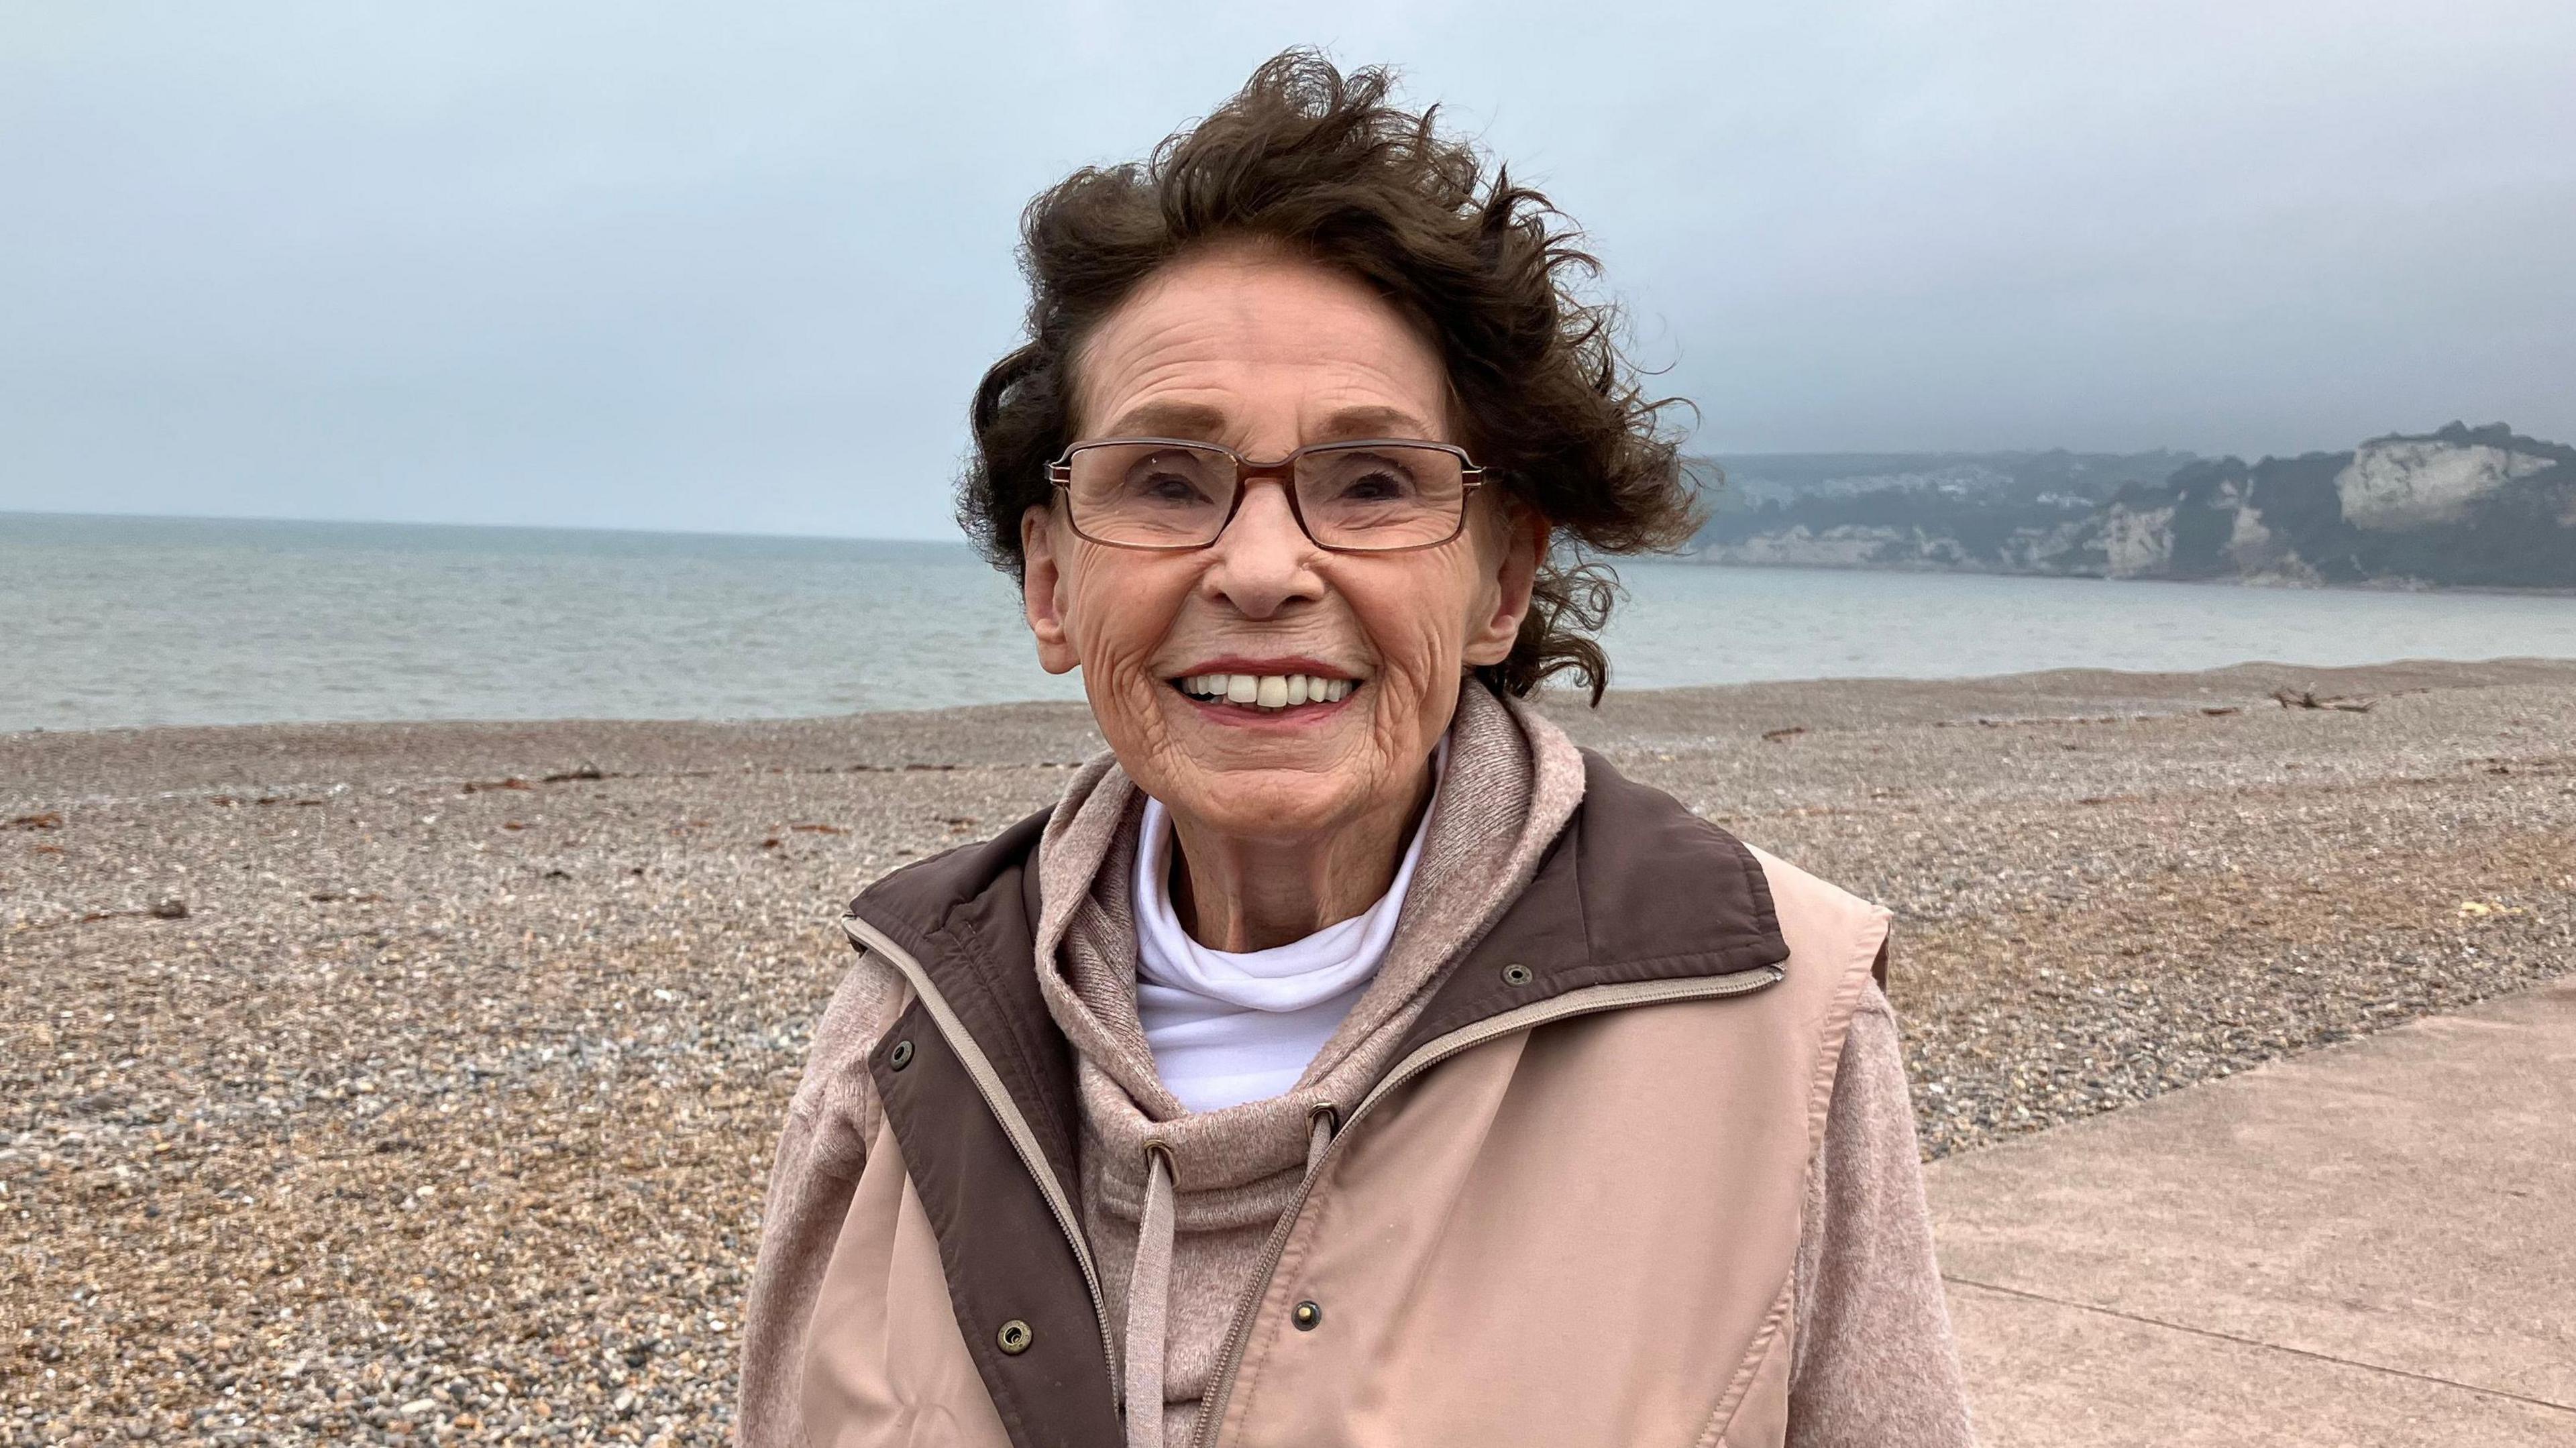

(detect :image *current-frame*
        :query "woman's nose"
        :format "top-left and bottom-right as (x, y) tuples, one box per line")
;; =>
(1202, 479), (1324, 619)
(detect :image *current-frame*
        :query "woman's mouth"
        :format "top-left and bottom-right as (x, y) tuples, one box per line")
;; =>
(1170, 671), (1356, 713)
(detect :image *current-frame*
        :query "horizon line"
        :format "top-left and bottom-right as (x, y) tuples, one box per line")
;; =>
(0, 506), (973, 548)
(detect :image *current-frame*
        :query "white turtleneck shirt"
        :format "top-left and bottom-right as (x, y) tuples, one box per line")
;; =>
(1132, 743), (1446, 1113)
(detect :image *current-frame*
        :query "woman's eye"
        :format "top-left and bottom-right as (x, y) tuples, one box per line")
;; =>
(1332, 466), (1413, 501)
(1140, 470), (1208, 501)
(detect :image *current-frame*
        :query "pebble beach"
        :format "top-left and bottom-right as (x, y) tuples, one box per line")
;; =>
(6, 657), (2573, 1445)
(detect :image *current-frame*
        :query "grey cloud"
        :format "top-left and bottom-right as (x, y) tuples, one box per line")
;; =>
(4, 0), (2569, 537)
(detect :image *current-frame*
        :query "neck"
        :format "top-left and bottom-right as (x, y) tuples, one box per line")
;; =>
(1167, 761), (1436, 952)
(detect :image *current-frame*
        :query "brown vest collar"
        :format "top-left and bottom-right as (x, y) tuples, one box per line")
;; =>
(843, 748), (1788, 1448)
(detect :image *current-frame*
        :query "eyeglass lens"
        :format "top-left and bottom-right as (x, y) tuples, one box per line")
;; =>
(1062, 442), (1467, 550)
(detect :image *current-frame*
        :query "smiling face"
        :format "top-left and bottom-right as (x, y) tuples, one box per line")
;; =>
(1020, 243), (1543, 847)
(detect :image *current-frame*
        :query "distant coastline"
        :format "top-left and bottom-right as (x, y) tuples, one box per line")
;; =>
(1696, 422), (2576, 591)
(1689, 555), (2576, 600)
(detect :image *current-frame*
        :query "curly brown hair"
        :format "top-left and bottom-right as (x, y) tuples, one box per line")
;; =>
(959, 50), (1701, 702)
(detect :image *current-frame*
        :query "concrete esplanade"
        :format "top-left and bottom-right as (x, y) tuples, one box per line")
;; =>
(1929, 977), (2575, 1445)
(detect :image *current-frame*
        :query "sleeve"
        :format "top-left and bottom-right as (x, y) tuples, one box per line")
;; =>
(735, 952), (909, 1448)
(1785, 979), (1977, 1447)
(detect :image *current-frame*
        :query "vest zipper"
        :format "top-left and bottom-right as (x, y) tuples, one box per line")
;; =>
(1184, 963), (1787, 1448)
(837, 914), (1126, 1408)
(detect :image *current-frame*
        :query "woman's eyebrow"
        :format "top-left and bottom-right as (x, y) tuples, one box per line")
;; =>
(1097, 400), (1441, 444)
(1313, 405), (1437, 441)
(1101, 401), (1230, 439)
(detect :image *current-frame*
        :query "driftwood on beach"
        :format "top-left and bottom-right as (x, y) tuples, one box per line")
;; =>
(2273, 686), (2377, 712)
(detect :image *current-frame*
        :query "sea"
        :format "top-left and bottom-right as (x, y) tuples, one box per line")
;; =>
(7, 511), (2576, 734)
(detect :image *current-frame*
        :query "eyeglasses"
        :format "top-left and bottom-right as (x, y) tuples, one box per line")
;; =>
(1048, 437), (1486, 553)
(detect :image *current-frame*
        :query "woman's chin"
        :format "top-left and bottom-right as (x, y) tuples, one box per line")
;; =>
(1149, 767), (1372, 842)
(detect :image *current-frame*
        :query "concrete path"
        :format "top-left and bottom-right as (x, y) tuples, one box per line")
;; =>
(1927, 976), (2576, 1446)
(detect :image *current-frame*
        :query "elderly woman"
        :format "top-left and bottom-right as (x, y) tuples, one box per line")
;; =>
(741, 54), (1972, 1448)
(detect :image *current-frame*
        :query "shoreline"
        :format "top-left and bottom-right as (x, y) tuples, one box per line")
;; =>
(7, 657), (2573, 1441)
(8, 651), (2572, 757)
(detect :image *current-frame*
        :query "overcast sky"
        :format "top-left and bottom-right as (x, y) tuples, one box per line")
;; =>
(5, 1), (2571, 539)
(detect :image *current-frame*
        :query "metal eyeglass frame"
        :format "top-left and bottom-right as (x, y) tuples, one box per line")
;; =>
(1046, 437), (1487, 553)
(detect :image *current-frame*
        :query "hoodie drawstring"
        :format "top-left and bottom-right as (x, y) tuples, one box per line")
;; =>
(1123, 1113), (1338, 1447)
(1305, 1107), (1337, 1177)
(1124, 1145), (1176, 1448)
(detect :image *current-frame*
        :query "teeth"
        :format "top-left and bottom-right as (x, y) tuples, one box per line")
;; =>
(1177, 673), (1358, 710)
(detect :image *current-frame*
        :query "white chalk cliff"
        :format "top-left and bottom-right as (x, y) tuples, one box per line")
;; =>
(2335, 438), (2553, 531)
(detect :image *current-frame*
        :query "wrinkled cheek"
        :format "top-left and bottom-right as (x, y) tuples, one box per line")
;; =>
(1365, 659), (1446, 763)
(1079, 651), (1171, 753)
(1062, 563), (1180, 710)
(1375, 610), (1464, 735)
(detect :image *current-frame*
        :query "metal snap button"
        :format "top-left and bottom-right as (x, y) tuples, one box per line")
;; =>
(1501, 963), (1534, 987)
(1291, 1300), (1322, 1331)
(889, 1039), (915, 1070)
(997, 1319), (1034, 1354)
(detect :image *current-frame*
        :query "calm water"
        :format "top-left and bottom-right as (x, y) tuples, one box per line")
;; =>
(7, 511), (2576, 733)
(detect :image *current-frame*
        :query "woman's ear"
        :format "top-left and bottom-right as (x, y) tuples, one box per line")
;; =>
(1462, 502), (1548, 669)
(1020, 504), (1083, 675)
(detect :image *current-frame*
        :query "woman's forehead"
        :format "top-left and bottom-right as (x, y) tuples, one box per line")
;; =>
(1074, 251), (1450, 440)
